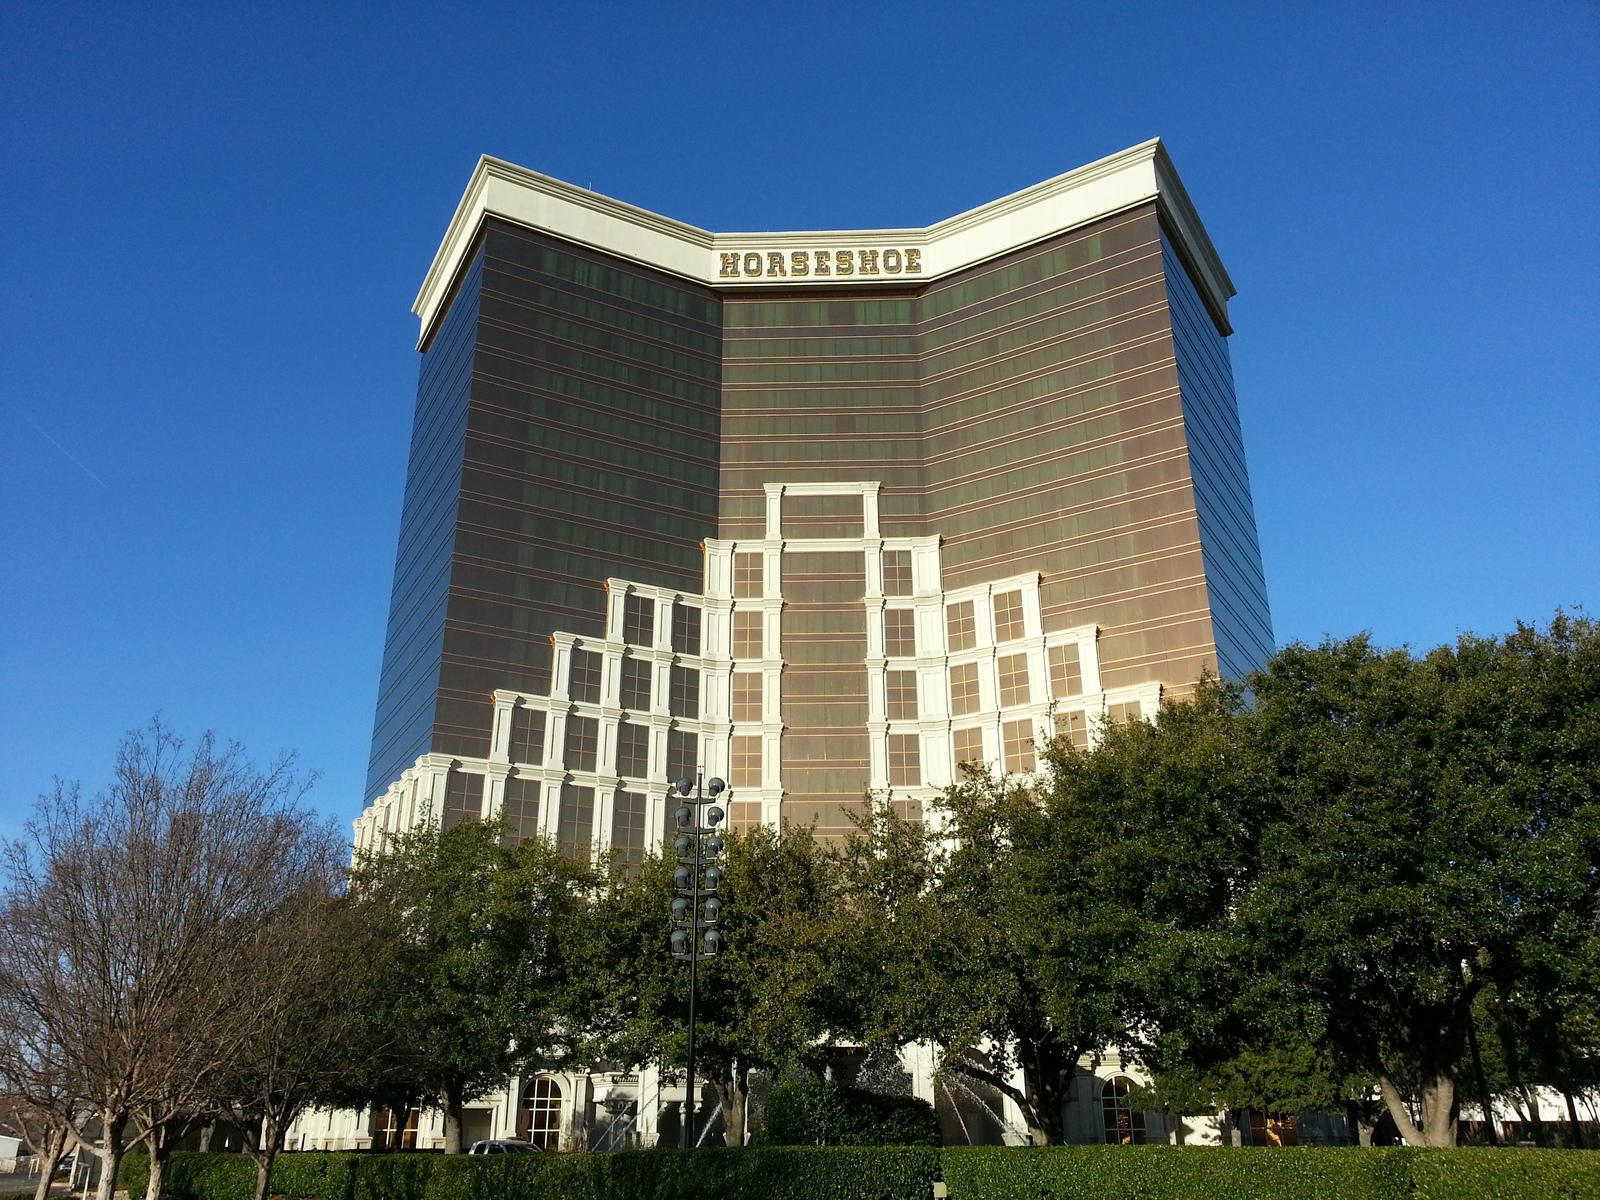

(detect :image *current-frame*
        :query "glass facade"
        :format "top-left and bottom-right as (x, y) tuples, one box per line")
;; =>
(363, 191), (1272, 842)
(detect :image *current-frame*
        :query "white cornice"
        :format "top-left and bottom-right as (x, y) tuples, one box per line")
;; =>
(413, 138), (1236, 348)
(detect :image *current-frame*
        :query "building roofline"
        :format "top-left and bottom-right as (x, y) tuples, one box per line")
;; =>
(412, 138), (1236, 349)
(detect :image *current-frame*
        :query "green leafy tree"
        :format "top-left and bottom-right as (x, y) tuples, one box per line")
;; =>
(572, 825), (842, 1146)
(339, 819), (594, 1152)
(832, 679), (1256, 1146)
(1237, 615), (1599, 1146)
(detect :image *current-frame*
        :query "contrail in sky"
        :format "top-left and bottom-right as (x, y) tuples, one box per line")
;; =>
(7, 402), (111, 490)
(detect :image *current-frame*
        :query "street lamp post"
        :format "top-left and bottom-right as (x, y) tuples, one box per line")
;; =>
(668, 771), (726, 1149)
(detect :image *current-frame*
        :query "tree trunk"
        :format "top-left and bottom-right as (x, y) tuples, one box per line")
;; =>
(1377, 1073), (1425, 1146)
(1418, 1077), (1457, 1148)
(1565, 1091), (1586, 1149)
(715, 1060), (751, 1147)
(31, 1128), (65, 1200)
(1527, 1084), (1546, 1146)
(442, 1078), (465, 1154)
(249, 1143), (279, 1200)
(1465, 1011), (1498, 1145)
(146, 1150), (165, 1200)
(199, 1120), (215, 1153)
(92, 1113), (127, 1200)
(1018, 1040), (1071, 1145)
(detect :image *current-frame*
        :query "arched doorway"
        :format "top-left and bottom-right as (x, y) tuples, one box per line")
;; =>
(1101, 1076), (1147, 1145)
(519, 1076), (564, 1150)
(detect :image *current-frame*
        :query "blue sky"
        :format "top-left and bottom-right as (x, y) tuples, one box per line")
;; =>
(3, 1), (1596, 831)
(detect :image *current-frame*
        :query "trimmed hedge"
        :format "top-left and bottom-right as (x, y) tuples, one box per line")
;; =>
(761, 1077), (942, 1147)
(940, 1145), (1600, 1200)
(120, 1146), (940, 1200)
(121, 1145), (1600, 1200)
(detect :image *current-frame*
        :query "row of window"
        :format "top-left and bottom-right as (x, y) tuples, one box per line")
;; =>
(440, 772), (651, 864)
(729, 549), (917, 601)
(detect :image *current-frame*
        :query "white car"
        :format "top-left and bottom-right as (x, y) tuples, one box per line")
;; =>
(467, 1139), (544, 1154)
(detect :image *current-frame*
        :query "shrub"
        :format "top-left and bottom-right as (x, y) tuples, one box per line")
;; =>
(1407, 1147), (1600, 1200)
(120, 1152), (151, 1200)
(760, 1077), (941, 1147)
(122, 1144), (1600, 1200)
(120, 1146), (939, 1200)
(940, 1146), (1600, 1200)
(942, 1146), (1410, 1199)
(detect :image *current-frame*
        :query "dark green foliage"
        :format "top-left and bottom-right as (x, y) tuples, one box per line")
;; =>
(572, 826), (846, 1146)
(940, 1147), (1600, 1200)
(1406, 1148), (1600, 1199)
(119, 1152), (151, 1200)
(121, 1147), (940, 1200)
(125, 1147), (1600, 1200)
(336, 820), (595, 1149)
(760, 1077), (941, 1146)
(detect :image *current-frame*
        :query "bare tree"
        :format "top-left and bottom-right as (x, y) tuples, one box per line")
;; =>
(213, 885), (372, 1200)
(0, 1008), (81, 1200)
(0, 721), (338, 1200)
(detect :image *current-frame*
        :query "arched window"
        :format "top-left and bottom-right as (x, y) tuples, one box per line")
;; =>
(1101, 1076), (1146, 1145)
(519, 1076), (564, 1150)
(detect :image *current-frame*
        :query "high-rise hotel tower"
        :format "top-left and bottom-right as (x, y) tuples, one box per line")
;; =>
(354, 140), (1272, 856)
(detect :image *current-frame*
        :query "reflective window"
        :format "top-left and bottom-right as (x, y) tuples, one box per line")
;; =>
(556, 784), (594, 857)
(620, 656), (652, 711)
(623, 593), (654, 646)
(1002, 719), (1035, 774)
(946, 601), (976, 652)
(882, 550), (912, 597)
(671, 665), (700, 718)
(733, 611), (763, 659)
(884, 608), (916, 657)
(734, 552), (764, 599)
(732, 735), (762, 788)
(612, 791), (647, 864)
(501, 777), (541, 843)
(667, 727), (697, 781)
(565, 716), (598, 771)
(673, 604), (702, 656)
(888, 733), (920, 786)
(998, 654), (1031, 708)
(949, 663), (979, 716)
(953, 726), (984, 770)
(993, 591), (1025, 642)
(886, 670), (918, 720)
(732, 673), (762, 722)
(569, 649), (602, 704)
(509, 707), (545, 765)
(441, 772), (480, 831)
(616, 720), (649, 778)
(1108, 700), (1142, 725)
(1055, 709), (1088, 750)
(1048, 643), (1083, 697)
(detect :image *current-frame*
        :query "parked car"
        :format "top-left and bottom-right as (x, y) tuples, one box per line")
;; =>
(466, 1140), (543, 1154)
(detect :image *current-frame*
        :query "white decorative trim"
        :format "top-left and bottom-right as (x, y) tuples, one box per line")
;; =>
(413, 139), (1235, 348)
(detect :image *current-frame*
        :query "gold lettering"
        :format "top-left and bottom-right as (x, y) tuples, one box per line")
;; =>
(882, 248), (903, 273)
(905, 248), (922, 273)
(743, 252), (762, 276)
(815, 251), (830, 276)
(836, 249), (854, 276)
(766, 251), (786, 277)
(858, 249), (879, 275)
(719, 252), (741, 278)
(791, 251), (809, 276)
